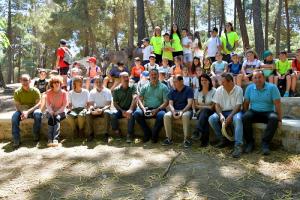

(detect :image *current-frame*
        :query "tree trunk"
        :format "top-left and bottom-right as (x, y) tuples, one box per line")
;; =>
(207, 0), (211, 37)
(193, 3), (196, 32)
(171, 0), (174, 25)
(144, 0), (155, 30)
(0, 64), (6, 88)
(219, 0), (225, 37)
(136, 0), (146, 46)
(284, 0), (290, 52)
(7, 0), (13, 84)
(234, 1), (237, 30)
(128, 6), (134, 48)
(252, 0), (264, 57)
(265, 0), (269, 50)
(174, 0), (191, 30)
(236, 0), (250, 50)
(275, 0), (283, 56)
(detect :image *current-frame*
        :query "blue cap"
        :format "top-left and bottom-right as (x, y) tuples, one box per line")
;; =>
(141, 71), (149, 77)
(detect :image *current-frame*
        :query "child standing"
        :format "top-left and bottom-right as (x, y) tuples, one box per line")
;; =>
(142, 38), (154, 66)
(162, 32), (174, 66)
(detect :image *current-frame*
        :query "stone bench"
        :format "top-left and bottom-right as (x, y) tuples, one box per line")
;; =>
(0, 111), (299, 153)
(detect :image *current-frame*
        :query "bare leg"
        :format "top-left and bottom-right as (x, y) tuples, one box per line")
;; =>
(286, 75), (291, 92)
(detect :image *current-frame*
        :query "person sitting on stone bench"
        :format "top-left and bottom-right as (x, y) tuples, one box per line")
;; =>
(111, 72), (137, 143)
(134, 68), (169, 143)
(67, 76), (89, 138)
(12, 74), (42, 149)
(208, 72), (244, 158)
(86, 75), (111, 142)
(162, 74), (194, 148)
(243, 69), (282, 155)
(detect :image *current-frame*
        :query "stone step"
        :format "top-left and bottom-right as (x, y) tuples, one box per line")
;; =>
(281, 97), (300, 119)
(0, 112), (299, 153)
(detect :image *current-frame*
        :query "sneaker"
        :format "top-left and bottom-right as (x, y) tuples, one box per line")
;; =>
(162, 138), (173, 146)
(87, 134), (94, 142)
(283, 91), (289, 97)
(191, 131), (201, 141)
(115, 132), (122, 141)
(232, 145), (242, 158)
(262, 144), (270, 155)
(52, 139), (59, 147)
(13, 141), (20, 150)
(126, 135), (133, 143)
(244, 143), (254, 154)
(183, 140), (192, 148)
(47, 140), (53, 147)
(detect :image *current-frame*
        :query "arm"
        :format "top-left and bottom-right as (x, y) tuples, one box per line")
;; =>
(181, 98), (193, 113)
(215, 103), (225, 122)
(243, 100), (250, 112)
(55, 56), (60, 69)
(137, 96), (147, 113)
(274, 99), (282, 122)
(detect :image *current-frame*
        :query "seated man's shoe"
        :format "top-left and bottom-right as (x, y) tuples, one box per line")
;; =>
(262, 143), (270, 155)
(191, 130), (201, 141)
(162, 138), (173, 146)
(103, 133), (109, 143)
(183, 140), (192, 148)
(126, 134), (133, 143)
(87, 134), (94, 142)
(215, 139), (228, 148)
(244, 143), (254, 154)
(13, 141), (20, 150)
(232, 145), (242, 158)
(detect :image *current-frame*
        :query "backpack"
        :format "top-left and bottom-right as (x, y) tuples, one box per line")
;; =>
(62, 47), (72, 65)
(88, 66), (100, 77)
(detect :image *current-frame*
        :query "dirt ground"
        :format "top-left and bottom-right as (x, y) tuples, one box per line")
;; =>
(0, 137), (299, 200)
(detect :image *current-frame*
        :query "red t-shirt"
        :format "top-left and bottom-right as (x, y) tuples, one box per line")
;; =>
(131, 66), (145, 78)
(57, 47), (69, 68)
(292, 59), (300, 71)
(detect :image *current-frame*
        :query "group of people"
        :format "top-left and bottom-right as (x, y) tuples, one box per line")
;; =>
(11, 22), (300, 159)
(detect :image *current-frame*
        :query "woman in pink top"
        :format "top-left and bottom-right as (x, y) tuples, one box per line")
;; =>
(46, 76), (68, 147)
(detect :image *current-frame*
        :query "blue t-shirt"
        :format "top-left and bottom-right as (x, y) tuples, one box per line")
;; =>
(244, 82), (281, 112)
(110, 67), (129, 78)
(168, 86), (194, 110)
(212, 61), (228, 75)
(228, 62), (242, 75)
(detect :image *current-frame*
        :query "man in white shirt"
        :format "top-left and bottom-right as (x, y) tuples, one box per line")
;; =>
(86, 76), (112, 141)
(181, 28), (193, 67)
(208, 72), (243, 158)
(204, 27), (221, 63)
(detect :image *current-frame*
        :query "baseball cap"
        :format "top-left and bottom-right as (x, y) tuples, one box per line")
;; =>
(230, 52), (238, 57)
(142, 38), (150, 42)
(87, 57), (97, 63)
(163, 32), (170, 36)
(134, 57), (141, 61)
(60, 39), (67, 45)
(141, 71), (149, 77)
(262, 50), (272, 59)
(149, 54), (156, 58)
(209, 27), (218, 33)
(158, 68), (167, 74)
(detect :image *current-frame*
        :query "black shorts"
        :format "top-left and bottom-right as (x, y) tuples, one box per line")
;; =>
(58, 67), (69, 75)
(154, 53), (162, 64)
(173, 51), (183, 58)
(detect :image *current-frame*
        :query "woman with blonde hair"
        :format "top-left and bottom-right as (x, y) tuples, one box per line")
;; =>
(67, 76), (89, 138)
(45, 76), (68, 147)
(150, 26), (163, 64)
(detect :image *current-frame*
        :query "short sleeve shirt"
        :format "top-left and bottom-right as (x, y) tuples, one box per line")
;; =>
(168, 86), (194, 110)
(14, 87), (41, 109)
(194, 88), (216, 106)
(68, 89), (89, 108)
(244, 82), (281, 112)
(171, 33), (183, 52)
(110, 67), (129, 78)
(275, 60), (291, 75)
(213, 85), (243, 111)
(292, 59), (300, 71)
(150, 36), (163, 55)
(56, 47), (69, 68)
(89, 87), (112, 108)
(242, 59), (261, 74)
(162, 41), (173, 61)
(206, 36), (221, 57)
(140, 82), (169, 108)
(228, 62), (242, 75)
(113, 85), (137, 110)
(212, 61), (228, 75)
(142, 45), (154, 61)
(131, 66), (145, 78)
(182, 36), (192, 54)
(221, 32), (239, 54)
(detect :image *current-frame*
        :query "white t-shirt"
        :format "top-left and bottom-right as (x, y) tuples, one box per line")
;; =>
(212, 85), (243, 111)
(68, 89), (89, 108)
(89, 87), (112, 108)
(142, 45), (154, 61)
(145, 63), (159, 71)
(182, 36), (192, 54)
(194, 88), (216, 106)
(242, 59), (262, 74)
(206, 36), (221, 57)
(183, 76), (193, 87)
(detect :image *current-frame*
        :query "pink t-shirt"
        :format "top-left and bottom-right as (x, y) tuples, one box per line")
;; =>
(46, 89), (68, 113)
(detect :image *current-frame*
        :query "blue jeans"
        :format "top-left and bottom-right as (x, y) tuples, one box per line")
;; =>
(133, 108), (165, 142)
(11, 109), (42, 144)
(110, 110), (135, 135)
(208, 111), (243, 146)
